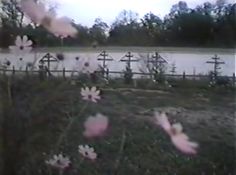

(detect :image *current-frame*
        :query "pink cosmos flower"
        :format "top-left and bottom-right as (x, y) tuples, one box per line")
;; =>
(154, 112), (171, 132)
(77, 57), (99, 74)
(78, 145), (97, 160)
(155, 112), (198, 155)
(20, 0), (77, 37)
(9, 35), (32, 55)
(171, 132), (198, 154)
(83, 113), (109, 138)
(81, 87), (101, 103)
(45, 154), (71, 170)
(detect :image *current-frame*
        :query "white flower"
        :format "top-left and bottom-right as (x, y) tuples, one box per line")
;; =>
(78, 57), (99, 74)
(83, 113), (109, 138)
(78, 145), (97, 160)
(154, 112), (198, 155)
(9, 35), (32, 55)
(20, 0), (77, 37)
(172, 123), (183, 134)
(45, 154), (71, 170)
(81, 87), (101, 103)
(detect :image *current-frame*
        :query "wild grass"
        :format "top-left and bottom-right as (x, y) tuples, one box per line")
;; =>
(0, 76), (235, 175)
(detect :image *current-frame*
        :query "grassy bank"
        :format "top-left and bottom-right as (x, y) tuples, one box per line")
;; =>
(0, 77), (235, 175)
(1, 46), (235, 54)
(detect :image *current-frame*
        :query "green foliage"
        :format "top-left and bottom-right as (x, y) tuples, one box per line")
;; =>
(0, 77), (235, 175)
(0, 1), (235, 47)
(123, 66), (133, 84)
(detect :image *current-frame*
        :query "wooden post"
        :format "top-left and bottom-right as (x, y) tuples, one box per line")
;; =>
(47, 53), (50, 70)
(38, 65), (45, 81)
(120, 52), (138, 70)
(97, 51), (113, 78)
(233, 73), (235, 86)
(106, 68), (109, 80)
(183, 71), (186, 80)
(25, 66), (29, 77)
(12, 66), (15, 75)
(39, 53), (59, 76)
(170, 63), (176, 75)
(206, 55), (225, 78)
(63, 68), (66, 79)
(126, 52), (132, 69)
(148, 52), (168, 82)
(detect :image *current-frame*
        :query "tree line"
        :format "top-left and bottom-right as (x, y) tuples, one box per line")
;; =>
(0, 0), (235, 48)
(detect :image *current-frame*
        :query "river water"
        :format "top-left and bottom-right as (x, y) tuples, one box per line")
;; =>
(0, 48), (235, 77)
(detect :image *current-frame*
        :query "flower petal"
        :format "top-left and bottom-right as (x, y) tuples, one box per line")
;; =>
(81, 88), (86, 95)
(24, 46), (32, 53)
(94, 96), (101, 100)
(25, 40), (33, 47)
(85, 87), (90, 92)
(155, 112), (171, 132)
(83, 114), (108, 138)
(172, 123), (183, 134)
(9, 46), (19, 54)
(15, 35), (22, 46)
(91, 98), (97, 103)
(91, 86), (97, 92)
(20, 0), (46, 24)
(171, 133), (198, 154)
(22, 35), (28, 44)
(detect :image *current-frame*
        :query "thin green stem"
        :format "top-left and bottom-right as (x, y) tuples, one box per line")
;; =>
(59, 169), (63, 175)
(7, 78), (12, 107)
(113, 129), (126, 175)
(55, 102), (88, 151)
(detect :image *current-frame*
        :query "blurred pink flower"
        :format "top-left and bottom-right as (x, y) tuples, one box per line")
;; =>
(9, 35), (32, 55)
(44, 17), (77, 38)
(155, 112), (198, 155)
(20, 0), (77, 37)
(154, 112), (171, 133)
(78, 57), (99, 74)
(171, 133), (198, 155)
(45, 154), (70, 170)
(78, 145), (97, 160)
(83, 113), (109, 138)
(81, 87), (101, 103)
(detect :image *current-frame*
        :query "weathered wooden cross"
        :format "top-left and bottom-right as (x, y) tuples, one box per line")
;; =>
(97, 51), (113, 70)
(206, 54), (225, 77)
(39, 53), (59, 71)
(120, 52), (139, 69)
(170, 62), (177, 75)
(148, 52), (167, 71)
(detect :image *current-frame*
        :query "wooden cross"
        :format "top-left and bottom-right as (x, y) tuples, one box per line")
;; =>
(170, 63), (177, 75)
(206, 54), (225, 77)
(97, 51), (113, 70)
(120, 52), (139, 69)
(148, 52), (167, 71)
(39, 53), (59, 71)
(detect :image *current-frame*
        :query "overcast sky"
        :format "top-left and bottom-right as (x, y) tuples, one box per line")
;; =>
(56, 0), (234, 27)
